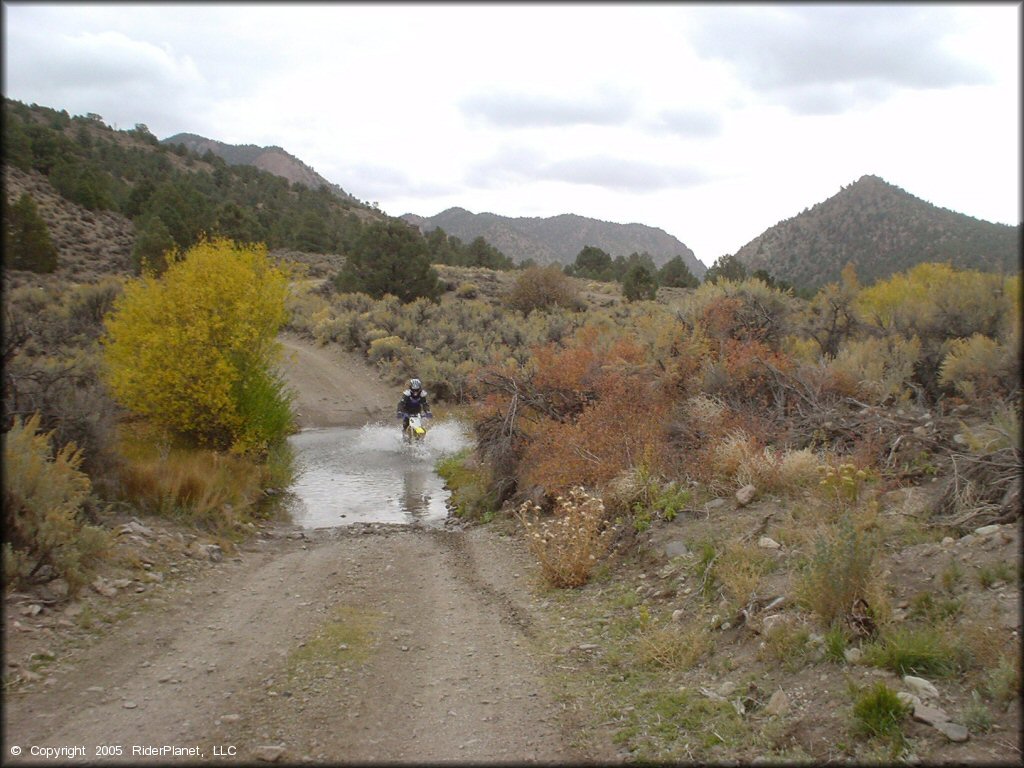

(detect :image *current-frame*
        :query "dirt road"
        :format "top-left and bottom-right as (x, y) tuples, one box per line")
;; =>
(3, 336), (593, 764)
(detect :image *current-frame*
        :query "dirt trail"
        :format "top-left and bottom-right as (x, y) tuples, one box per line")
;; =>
(3, 336), (592, 764)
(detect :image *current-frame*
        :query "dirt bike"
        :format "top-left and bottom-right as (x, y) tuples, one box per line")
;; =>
(400, 412), (432, 441)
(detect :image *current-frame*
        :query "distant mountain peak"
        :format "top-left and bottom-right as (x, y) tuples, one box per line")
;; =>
(161, 133), (357, 201)
(402, 208), (705, 277)
(734, 175), (1019, 288)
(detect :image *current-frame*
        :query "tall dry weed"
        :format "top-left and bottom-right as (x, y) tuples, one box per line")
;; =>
(517, 487), (616, 588)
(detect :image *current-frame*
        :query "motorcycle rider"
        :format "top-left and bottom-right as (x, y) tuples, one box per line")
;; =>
(397, 378), (432, 433)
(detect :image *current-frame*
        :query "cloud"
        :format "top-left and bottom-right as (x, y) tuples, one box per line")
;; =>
(650, 108), (724, 137)
(336, 163), (461, 202)
(4, 26), (209, 131)
(460, 88), (635, 128)
(466, 147), (709, 194)
(690, 6), (992, 113)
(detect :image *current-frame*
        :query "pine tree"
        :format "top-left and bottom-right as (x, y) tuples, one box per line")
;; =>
(4, 193), (58, 272)
(622, 263), (658, 302)
(334, 219), (441, 302)
(658, 255), (699, 288)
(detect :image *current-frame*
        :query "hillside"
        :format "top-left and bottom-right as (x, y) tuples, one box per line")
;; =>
(403, 207), (706, 277)
(162, 132), (358, 202)
(733, 175), (1020, 289)
(3, 164), (135, 284)
(2, 98), (385, 268)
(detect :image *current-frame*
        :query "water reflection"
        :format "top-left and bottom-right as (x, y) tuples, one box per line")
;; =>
(285, 421), (470, 529)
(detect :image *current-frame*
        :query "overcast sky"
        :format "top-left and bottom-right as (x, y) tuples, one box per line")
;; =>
(2, 2), (1019, 267)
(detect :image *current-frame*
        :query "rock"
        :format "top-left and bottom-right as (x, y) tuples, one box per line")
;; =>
(897, 691), (921, 709)
(843, 647), (863, 664)
(221, 714), (241, 724)
(671, 609), (685, 623)
(941, 536), (955, 546)
(657, 563), (680, 579)
(735, 485), (757, 507)
(974, 524), (1001, 536)
(706, 498), (727, 510)
(206, 544), (224, 562)
(253, 745), (286, 762)
(757, 536), (780, 549)
(932, 720), (969, 742)
(122, 701), (138, 709)
(761, 614), (787, 633)
(765, 688), (790, 716)
(119, 520), (154, 537)
(662, 540), (690, 558)
(717, 681), (738, 698)
(958, 534), (976, 546)
(903, 675), (939, 700)
(912, 702), (951, 726)
(186, 541), (206, 559)
(91, 578), (117, 597)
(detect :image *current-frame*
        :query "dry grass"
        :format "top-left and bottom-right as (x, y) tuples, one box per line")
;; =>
(714, 541), (771, 612)
(115, 423), (267, 533)
(703, 429), (828, 497)
(633, 622), (711, 670)
(517, 487), (616, 588)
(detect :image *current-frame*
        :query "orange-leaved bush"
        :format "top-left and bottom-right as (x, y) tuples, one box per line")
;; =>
(521, 372), (670, 494)
(102, 237), (293, 454)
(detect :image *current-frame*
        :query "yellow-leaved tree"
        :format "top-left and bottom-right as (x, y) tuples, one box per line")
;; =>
(103, 238), (293, 454)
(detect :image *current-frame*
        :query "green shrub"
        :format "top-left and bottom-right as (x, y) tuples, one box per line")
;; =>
(863, 626), (963, 677)
(2, 413), (110, 595)
(828, 335), (921, 402)
(455, 282), (479, 299)
(962, 691), (994, 733)
(939, 333), (1016, 400)
(367, 334), (412, 364)
(983, 654), (1020, 707)
(908, 592), (963, 621)
(851, 681), (909, 743)
(436, 448), (499, 521)
(798, 515), (880, 628)
(506, 265), (579, 314)
(824, 624), (850, 663)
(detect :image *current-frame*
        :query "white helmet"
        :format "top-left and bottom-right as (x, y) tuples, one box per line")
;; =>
(409, 378), (422, 394)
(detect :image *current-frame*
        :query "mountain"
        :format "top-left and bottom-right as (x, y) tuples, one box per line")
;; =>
(402, 208), (706, 278)
(733, 175), (1020, 289)
(161, 132), (358, 202)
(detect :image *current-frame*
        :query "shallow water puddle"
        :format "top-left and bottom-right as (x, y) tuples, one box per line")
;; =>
(285, 421), (470, 529)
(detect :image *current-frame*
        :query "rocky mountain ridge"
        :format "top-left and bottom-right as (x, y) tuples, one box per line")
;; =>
(403, 208), (707, 277)
(161, 132), (358, 202)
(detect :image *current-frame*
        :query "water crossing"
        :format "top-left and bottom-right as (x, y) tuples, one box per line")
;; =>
(284, 420), (471, 529)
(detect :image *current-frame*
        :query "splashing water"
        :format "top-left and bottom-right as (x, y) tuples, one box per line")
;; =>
(284, 420), (472, 529)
